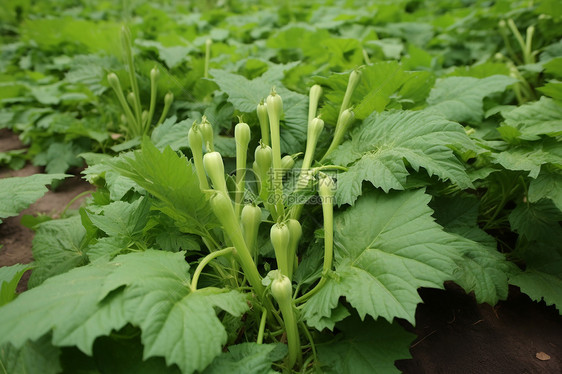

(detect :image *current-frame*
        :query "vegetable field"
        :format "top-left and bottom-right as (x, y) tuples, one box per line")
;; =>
(1, 0), (561, 373)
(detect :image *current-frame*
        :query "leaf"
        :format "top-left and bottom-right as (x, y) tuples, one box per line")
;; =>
(99, 251), (250, 374)
(510, 270), (562, 313)
(0, 173), (68, 223)
(329, 110), (473, 205)
(87, 197), (150, 239)
(430, 195), (516, 304)
(317, 316), (414, 374)
(499, 97), (562, 141)
(28, 215), (89, 288)
(0, 335), (61, 374)
(509, 199), (562, 242)
(427, 75), (517, 123)
(0, 264), (32, 306)
(528, 170), (562, 210)
(492, 139), (562, 178)
(151, 116), (192, 151)
(210, 66), (308, 153)
(316, 62), (433, 124)
(110, 138), (217, 235)
(203, 343), (287, 374)
(304, 189), (462, 324)
(0, 263), (128, 354)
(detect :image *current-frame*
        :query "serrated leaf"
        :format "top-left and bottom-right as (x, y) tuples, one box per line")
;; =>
(210, 66), (307, 153)
(510, 270), (562, 313)
(427, 75), (516, 123)
(329, 110), (473, 205)
(110, 138), (217, 235)
(499, 97), (562, 141)
(0, 263), (128, 354)
(0, 335), (61, 374)
(151, 116), (192, 151)
(304, 189), (462, 324)
(492, 139), (562, 178)
(29, 215), (89, 287)
(99, 251), (249, 374)
(0, 264), (32, 306)
(431, 195), (516, 304)
(87, 197), (150, 239)
(0, 173), (69, 223)
(528, 171), (562, 210)
(317, 316), (414, 374)
(509, 199), (562, 242)
(203, 343), (287, 374)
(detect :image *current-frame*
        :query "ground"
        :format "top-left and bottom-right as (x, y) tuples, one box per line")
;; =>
(0, 129), (560, 373)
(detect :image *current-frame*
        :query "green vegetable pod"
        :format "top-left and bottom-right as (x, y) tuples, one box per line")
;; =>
(271, 222), (291, 277)
(203, 151), (228, 195)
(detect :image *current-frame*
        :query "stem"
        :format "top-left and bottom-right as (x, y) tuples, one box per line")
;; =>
(507, 19), (528, 64)
(299, 320), (317, 363)
(156, 92), (173, 126)
(146, 67), (159, 131)
(60, 190), (93, 217)
(204, 38), (212, 79)
(191, 247), (234, 291)
(121, 26), (142, 127)
(257, 307), (268, 344)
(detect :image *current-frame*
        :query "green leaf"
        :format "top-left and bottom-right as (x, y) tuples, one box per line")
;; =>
(99, 251), (250, 374)
(0, 264), (32, 306)
(110, 138), (217, 235)
(430, 195), (516, 304)
(0, 174), (68, 223)
(316, 62), (433, 124)
(87, 197), (150, 239)
(509, 199), (562, 242)
(28, 215), (89, 287)
(499, 97), (562, 141)
(304, 189), (462, 324)
(427, 75), (517, 123)
(210, 66), (307, 153)
(203, 343), (287, 374)
(510, 270), (562, 313)
(0, 263), (128, 355)
(151, 116), (192, 151)
(329, 110), (473, 205)
(317, 316), (414, 374)
(492, 139), (562, 178)
(0, 335), (61, 374)
(528, 170), (562, 210)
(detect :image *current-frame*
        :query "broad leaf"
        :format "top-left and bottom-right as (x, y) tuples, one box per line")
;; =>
(528, 170), (562, 210)
(317, 316), (414, 374)
(0, 174), (68, 223)
(28, 215), (89, 287)
(427, 75), (516, 123)
(203, 343), (287, 374)
(87, 197), (150, 239)
(510, 270), (562, 313)
(304, 189), (462, 324)
(498, 97), (562, 141)
(0, 336), (61, 374)
(99, 251), (249, 374)
(0, 263), (128, 354)
(110, 138), (217, 235)
(329, 110), (473, 205)
(0, 263), (32, 306)
(492, 139), (562, 178)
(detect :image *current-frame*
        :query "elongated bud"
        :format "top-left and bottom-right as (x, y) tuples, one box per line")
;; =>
(241, 204), (262, 256)
(318, 174), (336, 201)
(318, 173), (335, 276)
(257, 101), (270, 146)
(255, 143), (272, 177)
(308, 117), (324, 141)
(127, 91), (136, 108)
(164, 91), (174, 106)
(107, 73), (121, 90)
(270, 271), (301, 367)
(324, 109), (355, 160)
(281, 155), (295, 171)
(308, 85), (323, 124)
(266, 90), (283, 128)
(150, 66), (159, 82)
(271, 222), (291, 276)
(203, 151), (228, 195)
(189, 124), (209, 189)
(235, 122), (251, 150)
(286, 219), (302, 279)
(339, 69), (361, 117)
(200, 118), (214, 152)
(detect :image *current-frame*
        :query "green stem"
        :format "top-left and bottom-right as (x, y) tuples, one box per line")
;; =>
(121, 26), (142, 127)
(191, 247), (234, 291)
(204, 39), (212, 79)
(146, 67), (159, 132)
(257, 307), (268, 344)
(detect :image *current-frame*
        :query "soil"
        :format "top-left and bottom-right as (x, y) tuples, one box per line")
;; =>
(1, 129), (561, 373)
